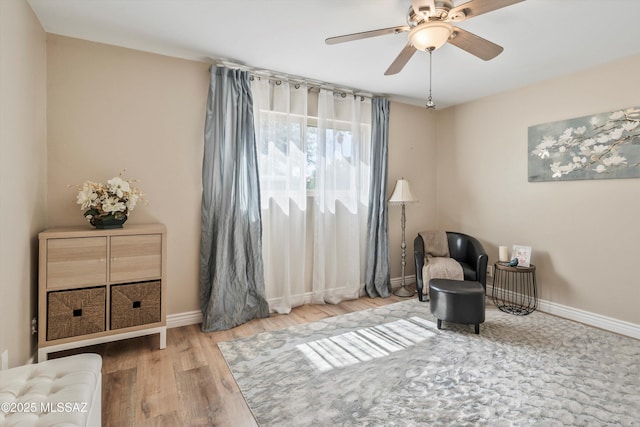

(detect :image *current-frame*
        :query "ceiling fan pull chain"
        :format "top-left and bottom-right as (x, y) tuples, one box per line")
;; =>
(426, 47), (436, 110)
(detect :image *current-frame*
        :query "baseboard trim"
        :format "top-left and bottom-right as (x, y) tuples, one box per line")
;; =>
(167, 310), (202, 329)
(168, 277), (417, 329)
(391, 275), (415, 290)
(536, 299), (639, 340)
(167, 277), (639, 340)
(486, 283), (639, 340)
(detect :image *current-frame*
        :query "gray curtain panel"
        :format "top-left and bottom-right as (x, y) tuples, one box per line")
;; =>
(200, 66), (270, 332)
(364, 97), (391, 298)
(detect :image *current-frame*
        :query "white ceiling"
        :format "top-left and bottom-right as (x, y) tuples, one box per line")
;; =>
(27, 0), (640, 109)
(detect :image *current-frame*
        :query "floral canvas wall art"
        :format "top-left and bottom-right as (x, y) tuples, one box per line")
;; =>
(528, 107), (640, 182)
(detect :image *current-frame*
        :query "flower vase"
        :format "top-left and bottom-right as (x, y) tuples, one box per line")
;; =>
(90, 214), (128, 229)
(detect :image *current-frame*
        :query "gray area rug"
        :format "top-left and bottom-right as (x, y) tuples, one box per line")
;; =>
(218, 299), (640, 426)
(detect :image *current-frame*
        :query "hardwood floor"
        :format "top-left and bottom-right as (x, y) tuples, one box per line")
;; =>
(51, 294), (408, 426)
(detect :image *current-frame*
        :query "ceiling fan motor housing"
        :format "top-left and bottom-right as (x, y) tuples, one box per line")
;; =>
(407, 0), (455, 26)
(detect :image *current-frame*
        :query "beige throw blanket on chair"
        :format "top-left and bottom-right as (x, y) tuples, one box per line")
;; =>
(419, 231), (463, 295)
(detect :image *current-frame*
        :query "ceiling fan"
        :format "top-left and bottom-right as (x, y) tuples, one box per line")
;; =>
(326, 0), (525, 75)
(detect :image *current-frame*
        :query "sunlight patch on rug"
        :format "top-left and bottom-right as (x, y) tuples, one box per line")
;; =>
(296, 316), (436, 371)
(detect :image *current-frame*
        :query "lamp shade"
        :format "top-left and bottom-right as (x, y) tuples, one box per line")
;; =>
(389, 179), (418, 205)
(409, 21), (453, 51)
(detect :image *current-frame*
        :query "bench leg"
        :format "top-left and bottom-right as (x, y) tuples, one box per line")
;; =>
(474, 324), (480, 334)
(437, 319), (442, 329)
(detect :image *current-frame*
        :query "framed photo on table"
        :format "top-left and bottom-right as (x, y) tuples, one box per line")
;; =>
(512, 245), (532, 267)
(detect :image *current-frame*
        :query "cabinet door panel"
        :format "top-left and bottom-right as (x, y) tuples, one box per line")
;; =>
(110, 234), (162, 282)
(47, 237), (108, 289)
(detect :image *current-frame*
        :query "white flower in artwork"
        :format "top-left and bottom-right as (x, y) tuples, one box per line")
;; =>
(609, 111), (625, 120)
(608, 127), (624, 140)
(590, 117), (600, 126)
(593, 165), (607, 173)
(558, 128), (573, 143)
(550, 161), (578, 178)
(623, 121), (639, 131)
(541, 135), (556, 147)
(602, 155), (627, 167)
(551, 162), (563, 178)
(574, 126), (587, 135)
(579, 146), (592, 156)
(533, 136), (556, 158)
(592, 144), (610, 154)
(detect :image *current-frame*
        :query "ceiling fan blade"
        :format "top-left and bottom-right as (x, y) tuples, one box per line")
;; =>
(384, 43), (417, 75)
(325, 26), (409, 45)
(448, 0), (525, 22)
(448, 26), (503, 60)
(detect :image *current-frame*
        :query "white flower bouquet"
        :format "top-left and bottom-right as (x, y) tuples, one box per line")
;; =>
(75, 173), (145, 226)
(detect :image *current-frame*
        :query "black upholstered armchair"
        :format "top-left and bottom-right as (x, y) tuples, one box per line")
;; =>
(414, 231), (488, 301)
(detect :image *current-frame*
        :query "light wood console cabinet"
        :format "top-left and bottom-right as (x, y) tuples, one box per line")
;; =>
(38, 223), (167, 361)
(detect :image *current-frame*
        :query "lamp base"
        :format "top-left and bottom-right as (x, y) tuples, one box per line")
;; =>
(393, 285), (415, 297)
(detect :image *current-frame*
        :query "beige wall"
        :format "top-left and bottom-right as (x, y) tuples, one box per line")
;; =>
(46, 35), (209, 316)
(388, 102), (438, 278)
(436, 54), (640, 324)
(0, 0), (47, 367)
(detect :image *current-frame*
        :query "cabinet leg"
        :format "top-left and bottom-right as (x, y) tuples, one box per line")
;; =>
(159, 327), (167, 349)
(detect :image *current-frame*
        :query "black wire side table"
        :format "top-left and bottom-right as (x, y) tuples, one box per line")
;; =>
(492, 263), (537, 315)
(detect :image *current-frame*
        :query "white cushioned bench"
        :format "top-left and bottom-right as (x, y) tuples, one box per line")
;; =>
(0, 353), (102, 427)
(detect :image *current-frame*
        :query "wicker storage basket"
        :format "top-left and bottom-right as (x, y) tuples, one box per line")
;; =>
(111, 281), (161, 329)
(47, 287), (106, 340)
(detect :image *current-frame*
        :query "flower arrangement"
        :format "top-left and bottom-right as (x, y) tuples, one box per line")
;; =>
(75, 172), (145, 225)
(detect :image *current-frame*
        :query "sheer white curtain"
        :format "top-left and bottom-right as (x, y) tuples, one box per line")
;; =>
(312, 89), (371, 304)
(252, 79), (372, 313)
(252, 78), (308, 313)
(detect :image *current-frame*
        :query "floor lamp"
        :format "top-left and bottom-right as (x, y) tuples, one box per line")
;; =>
(389, 178), (418, 297)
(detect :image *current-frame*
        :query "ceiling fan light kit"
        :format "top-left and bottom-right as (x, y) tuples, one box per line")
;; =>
(409, 22), (453, 51)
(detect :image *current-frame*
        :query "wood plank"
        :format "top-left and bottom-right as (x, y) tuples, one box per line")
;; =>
(102, 334), (155, 374)
(175, 365), (220, 425)
(138, 411), (182, 427)
(169, 324), (208, 373)
(135, 349), (180, 423)
(102, 367), (137, 427)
